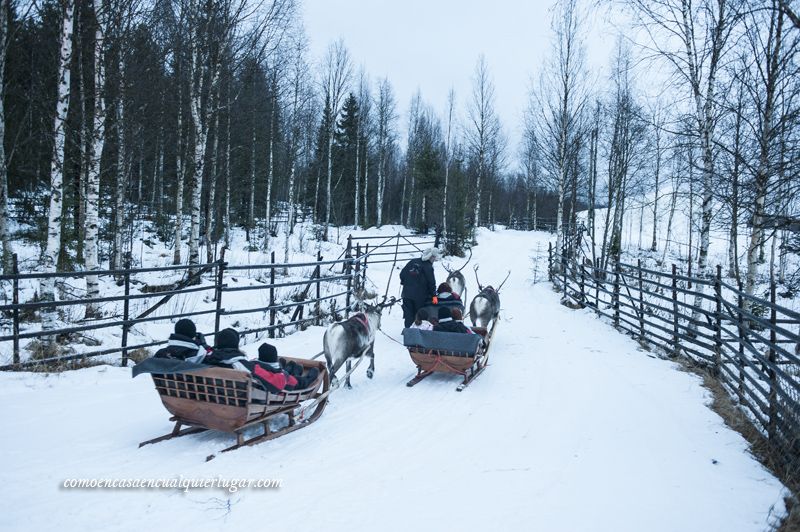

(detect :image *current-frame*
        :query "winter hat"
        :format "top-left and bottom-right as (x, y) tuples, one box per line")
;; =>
(437, 282), (452, 293)
(437, 306), (452, 321)
(258, 343), (278, 364)
(215, 328), (239, 349)
(421, 247), (442, 262)
(174, 318), (196, 338)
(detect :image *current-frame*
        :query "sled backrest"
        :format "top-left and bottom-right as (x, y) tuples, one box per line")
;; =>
(151, 368), (251, 432)
(402, 328), (481, 356)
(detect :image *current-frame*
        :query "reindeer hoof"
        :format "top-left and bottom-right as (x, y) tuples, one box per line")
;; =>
(366, 369), (374, 379)
(331, 377), (339, 389)
(345, 382), (353, 390)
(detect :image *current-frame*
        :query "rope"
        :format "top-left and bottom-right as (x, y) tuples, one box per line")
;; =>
(379, 327), (407, 348)
(296, 349), (366, 420)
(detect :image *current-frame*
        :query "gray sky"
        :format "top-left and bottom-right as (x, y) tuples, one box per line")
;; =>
(302, 0), (619, 169)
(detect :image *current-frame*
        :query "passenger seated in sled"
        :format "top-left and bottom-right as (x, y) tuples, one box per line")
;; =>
(204, 329), (319, 393)
(410, 308), (434, 331)
(437, 282), (461, 302)
(451, 308), (476, 334)
(153, 319), (211, 362)
(259, 343), (320, 391)
(433, 307), (471, 334)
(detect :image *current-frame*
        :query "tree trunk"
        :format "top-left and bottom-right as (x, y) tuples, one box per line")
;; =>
(223, 81), (231, 247)
(187, 23), (211, 269)
(205, 103), (219, 264)
(376, 149), (385, 227)
(474, 153), (483, 235)
(247, 116), (256, 243)
(362, 143), (369, 226)
(263, 91), (275, 250)
(324, 129), (333, 240)
(84, 0), (106, 317)
(41, 0), (75, 331)
(113, 76), (125, 270)
(173, 73), (184, 265)
(650, 128), (661, 251)
(0, 0), (12, 272)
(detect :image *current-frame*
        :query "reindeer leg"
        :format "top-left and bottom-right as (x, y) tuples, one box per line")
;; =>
(366, 345), (375, 379)
(345, 359), (353, 389)
(329, 357), (345, 389)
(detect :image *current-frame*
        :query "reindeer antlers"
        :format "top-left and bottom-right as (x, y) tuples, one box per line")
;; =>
(496, 270), (511, 293)
(473, 264), (483, 291)
(454, 248), (473, 274)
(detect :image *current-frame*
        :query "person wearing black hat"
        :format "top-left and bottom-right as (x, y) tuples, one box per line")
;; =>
(203, 328), (249, 369)
(153, 319), (209, 362)
(250, 343), (320, 392)
(433, 306), (470, 334)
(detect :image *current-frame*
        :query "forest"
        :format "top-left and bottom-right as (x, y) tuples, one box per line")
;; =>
(0, 0), (798, 305)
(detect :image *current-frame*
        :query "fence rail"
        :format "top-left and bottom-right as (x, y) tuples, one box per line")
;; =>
(548, 244), (800, 476)
(0, 232), (437, 370)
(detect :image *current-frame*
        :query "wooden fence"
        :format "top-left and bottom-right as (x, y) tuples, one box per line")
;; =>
(0, 232), (435, 370)
(548, 244), (800, 474)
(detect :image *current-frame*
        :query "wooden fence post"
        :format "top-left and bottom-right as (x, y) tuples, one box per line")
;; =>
(269, 251), (276, 339)
(315, 251), (322, 326)
(345, 235), (353, 273)
(671, 264), (679, 357)
(736, 280), (745, 401)
(548, 242), (553, 282)
(767, 281), (777, 442)
(214, 250), (226, 337)
(561, 251), (568, 297)
(637, 259), (645, 342)
(363, 244), (369, 288)
(121, 260), (131, 367)
(613, 256), (620, 327)
(354, 244), (361, 293)
(579, 259), (586, 305)
(345, 243), (353, 318)
(713, 265), (722, 376)
(12, 253), (19, 365)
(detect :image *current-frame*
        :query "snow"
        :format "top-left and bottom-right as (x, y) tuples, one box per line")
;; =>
(0, 227), (787, 531)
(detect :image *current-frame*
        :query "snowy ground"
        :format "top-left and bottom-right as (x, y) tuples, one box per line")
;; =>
(0, 227), (788, 531)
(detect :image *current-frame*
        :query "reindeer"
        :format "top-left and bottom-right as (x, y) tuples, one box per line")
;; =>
(443, 248), (472, 303)
(469, 265), (510, 328)
(322, 298), (394, 389)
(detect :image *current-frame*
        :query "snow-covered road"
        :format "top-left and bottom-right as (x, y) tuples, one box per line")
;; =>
(0, 228), (786, 531)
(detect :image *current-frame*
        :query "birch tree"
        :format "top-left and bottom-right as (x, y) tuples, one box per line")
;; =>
(0, 0), (12, 273)
(741, 0), (798, 298)
(531, 0), (588, 257)
(465, 55), (501, 238)
(443, 88), (455, 237)
(374, 77), (396, 227)
(41, 0), (75, 331)
(84, 0), (110, 317)
(624, 0), (740, 315)
(283, 30), (310, 266)
(358, 71), (372, 227)
(320, 39), (351, 240)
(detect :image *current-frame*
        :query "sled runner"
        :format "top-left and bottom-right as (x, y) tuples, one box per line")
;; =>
(403, 317), (498, 392)
(135, 356), (330, 460)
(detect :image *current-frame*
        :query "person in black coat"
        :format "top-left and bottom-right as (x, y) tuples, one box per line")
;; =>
(153, 319), (210, 362)
(400, 247), (440, 328)
(203, 328), (249, 368)
(433, 306), (471, 334)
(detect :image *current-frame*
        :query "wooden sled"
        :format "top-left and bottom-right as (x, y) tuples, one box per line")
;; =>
(405, 317), (499, 392)
(139, 357), (330, 460)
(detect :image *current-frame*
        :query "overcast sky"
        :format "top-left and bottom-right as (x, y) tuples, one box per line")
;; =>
(302, 0), (620, 169)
